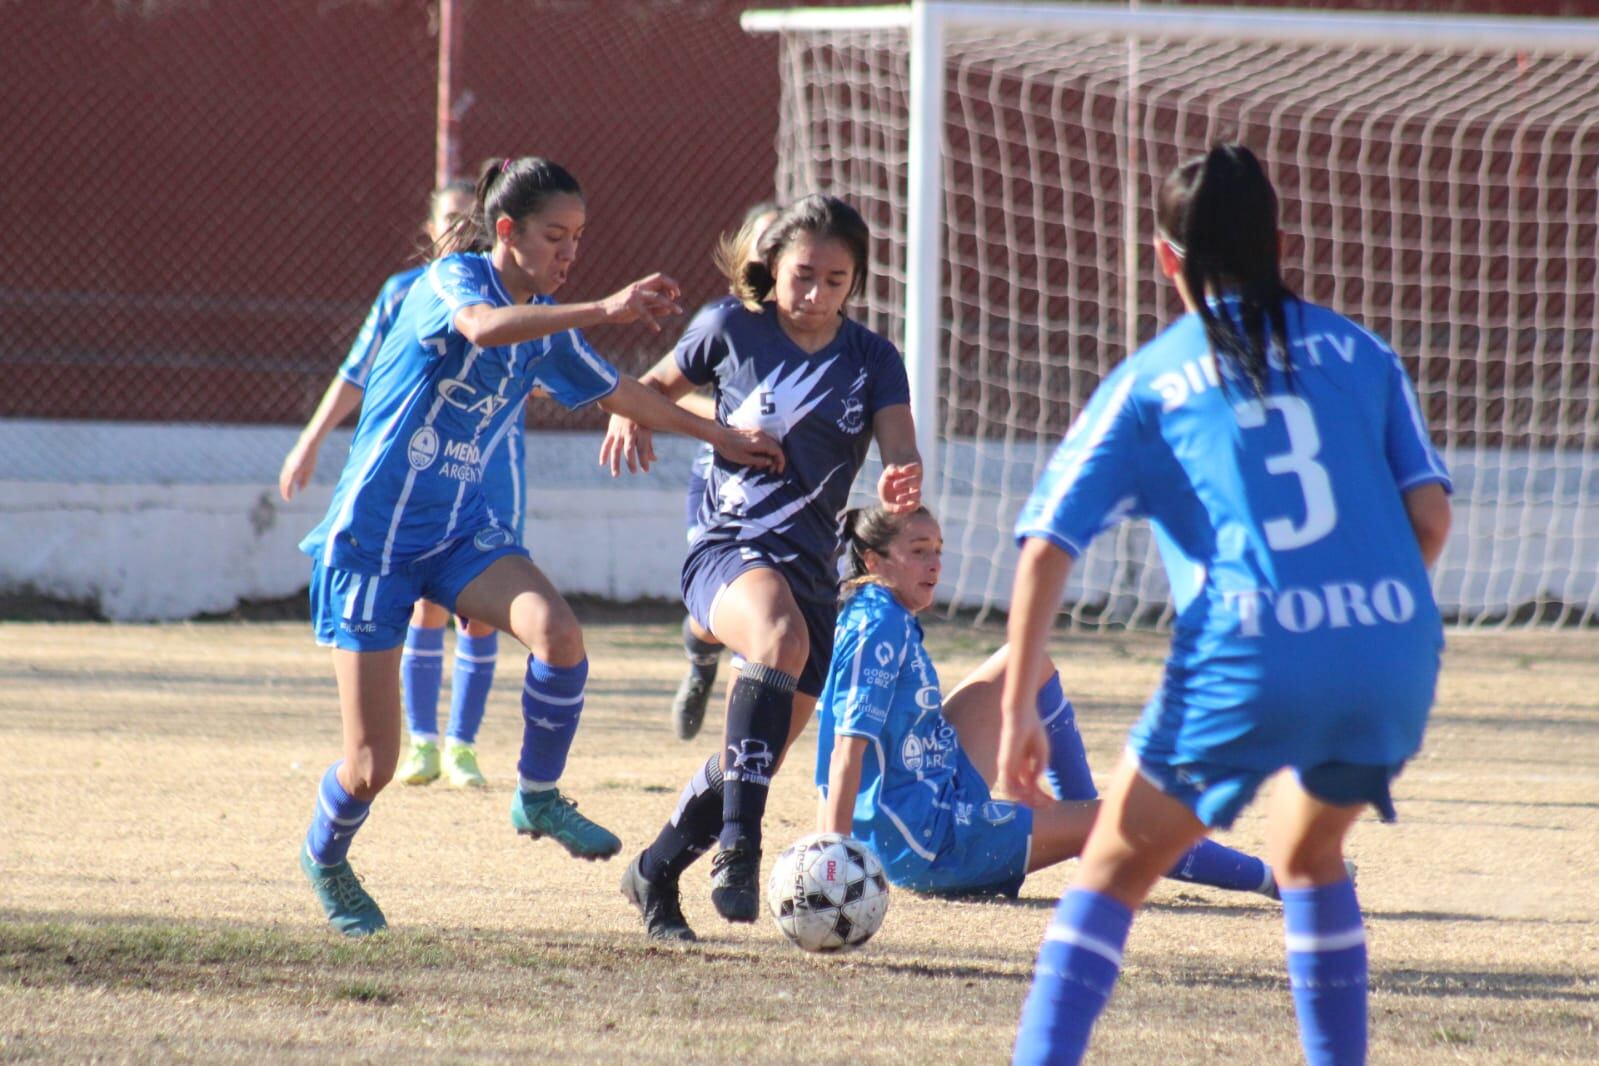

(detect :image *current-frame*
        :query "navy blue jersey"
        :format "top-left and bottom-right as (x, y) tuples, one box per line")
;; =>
(1016, 298), (1450, 770)
(676, 298), (910, 602)
(302, 252), (618, 575)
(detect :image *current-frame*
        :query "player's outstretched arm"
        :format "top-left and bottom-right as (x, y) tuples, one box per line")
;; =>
(598, 377), (785, 476)
(871, 403), (923, 513)
(821, 736), (869, 835)
(279, 376), (364, 501)
(454, 273), (683, 348)
(599, 352), (702, 475)
(1403, 482), (1451, 568)
(996, 537), (1074, 809)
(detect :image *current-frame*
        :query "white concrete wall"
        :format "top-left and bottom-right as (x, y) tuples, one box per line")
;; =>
(4, 421), (1597, 623)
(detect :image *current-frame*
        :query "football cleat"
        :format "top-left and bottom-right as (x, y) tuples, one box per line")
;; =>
(511, 789), (622, 860)
(620, 854), (697, 942)
(671, 670), (716, 742)
(443, 740), (486, 788)
(300, 845), (387, 937)
(395, 738), (440, 786)
(710, 835), (762, 923)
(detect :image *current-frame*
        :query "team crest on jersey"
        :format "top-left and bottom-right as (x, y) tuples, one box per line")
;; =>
(836, 397), (865, 434)
(407, 427), (439, 470)
(473, 525), (512, 551)
(981, 800), (1018, 826)
(874, 641), (895, 666)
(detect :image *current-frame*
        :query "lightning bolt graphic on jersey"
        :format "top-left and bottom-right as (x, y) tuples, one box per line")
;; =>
(718, 461), (849, 541)
(727, 356), (839, 439)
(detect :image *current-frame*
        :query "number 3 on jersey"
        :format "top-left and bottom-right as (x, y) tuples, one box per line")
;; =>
(1234, 394), (1337, 550)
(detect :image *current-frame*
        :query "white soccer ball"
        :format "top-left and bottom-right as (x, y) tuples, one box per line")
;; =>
(766, 832), (890, 952)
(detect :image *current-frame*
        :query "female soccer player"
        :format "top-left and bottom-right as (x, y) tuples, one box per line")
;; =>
(603, 194), (923, 940)
(296, 155), (783, 937)
(668, 201), (781, 742)
(816, 505), (1277, 901)
(1001, 145), (1452, 1065)
(279, 181), (505, 791)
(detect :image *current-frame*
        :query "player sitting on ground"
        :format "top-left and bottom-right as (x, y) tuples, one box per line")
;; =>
(817, 505), (1279, 900)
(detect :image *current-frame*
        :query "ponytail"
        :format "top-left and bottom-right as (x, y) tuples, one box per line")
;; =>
(1157, 143), (1295, 397)
(713, 201), (780, 296)
(430, 156), (583, 258)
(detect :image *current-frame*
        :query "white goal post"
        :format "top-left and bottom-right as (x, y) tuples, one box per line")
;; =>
(744, 1), (1599, 627)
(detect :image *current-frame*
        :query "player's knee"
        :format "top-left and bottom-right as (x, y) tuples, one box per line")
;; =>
(747, 613), (808, 675)
(1268, 834), (1348, 885)
(517, 604), (585, 667)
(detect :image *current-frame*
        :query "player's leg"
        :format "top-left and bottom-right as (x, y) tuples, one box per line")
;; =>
(1013, 761), (1209, 1066)
(673, 615), (723, 742)
(442, 614), (496, 787)
(1267, 769), (1372, 1066)
(702, 567), (809, 920)
(941, 645), (1096, 800)
(396, 599), (450, 785)
(452, 552), (621, 860)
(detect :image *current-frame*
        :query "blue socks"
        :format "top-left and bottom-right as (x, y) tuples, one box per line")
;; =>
(1166, 838), (1272, 893)
(1037, 671), (1098, 802)
(304, 763), (370, 867)
(448, 630), (497, 745)
(517, 656), (587, 788)
(400, 624), (446, 739)
(1013, 888), (1132, 1066)
(1284, 879), (1368, 1065)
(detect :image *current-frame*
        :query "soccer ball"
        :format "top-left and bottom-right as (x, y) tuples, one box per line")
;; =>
(766, 832), (890, 952)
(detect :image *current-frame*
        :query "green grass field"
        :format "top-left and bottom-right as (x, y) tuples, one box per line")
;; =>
(2, 620), (1596, 1063)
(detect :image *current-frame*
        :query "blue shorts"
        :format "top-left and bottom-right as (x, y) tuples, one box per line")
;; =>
(681, 538), (836, 697)
(1131, 745), (1406, 829)
(892, 755), (1034, 899)
(309, 525), (526, 652)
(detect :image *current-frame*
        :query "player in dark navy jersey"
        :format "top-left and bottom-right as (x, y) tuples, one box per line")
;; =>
(603, 195), (923, 939)
(1003, 146), (1452, 1065)
(294, 156), (782, 938)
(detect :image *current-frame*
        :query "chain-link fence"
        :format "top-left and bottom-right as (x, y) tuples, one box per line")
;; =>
(1, 0), (786, 480)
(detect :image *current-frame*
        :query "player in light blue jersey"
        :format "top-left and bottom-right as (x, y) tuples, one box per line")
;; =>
(603, 195), (923, 940)
(280, 181), (505, 791)
(667, 202), (781, 743)
(295, 156), (784, 938)
(1002, 145), (1453, 1066)
(817, 506), (1276, 902)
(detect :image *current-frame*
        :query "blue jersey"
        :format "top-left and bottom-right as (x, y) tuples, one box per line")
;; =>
(676, 297), (911, 602)
(302, 252), (618, 574)
(334, 264), (526, 542)
(815, 583), (963, 879)
(1015, 298), (1451, 771)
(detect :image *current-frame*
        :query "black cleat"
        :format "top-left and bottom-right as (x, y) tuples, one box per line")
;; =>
(671, 669), (716, 741)
(621, 855), (697, 942)
(709, 836), (762, 923)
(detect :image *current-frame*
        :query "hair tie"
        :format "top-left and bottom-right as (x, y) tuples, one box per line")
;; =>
(500, 158), (513, 174)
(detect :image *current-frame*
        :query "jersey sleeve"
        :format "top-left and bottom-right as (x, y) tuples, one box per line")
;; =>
(414, 257), (495, 354)
(829, 594), (912, 739)
(336, 276), (407, 388)
(673, 301), (734, 386)
(533, 328), (621, 409)
(1014, 363), (1146, 557)
(864, 333), (911, 415)
(1382, 350), (1453, 494)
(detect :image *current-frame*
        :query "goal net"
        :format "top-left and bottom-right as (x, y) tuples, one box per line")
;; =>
(748, 3), (1599, 627)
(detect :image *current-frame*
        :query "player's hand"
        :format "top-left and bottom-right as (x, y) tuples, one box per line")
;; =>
(995, 711), (1055, 809)
(599, 413), (656, 477)
(278, 440), (318, 501)
(877, 462), (922, 513)
(716, 425), (785, 474)
(601, 273), (683, 333)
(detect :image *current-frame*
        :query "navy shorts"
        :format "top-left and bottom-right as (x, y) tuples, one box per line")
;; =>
(681, 538), (836, 697)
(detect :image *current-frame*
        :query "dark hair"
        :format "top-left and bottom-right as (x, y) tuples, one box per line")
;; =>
(431, 156), (583, 257)
(1156, 143), (1295, 396)
(713, 200), (781, 294)
(736, 194), (870, 309)
(839, 504), (934, 600)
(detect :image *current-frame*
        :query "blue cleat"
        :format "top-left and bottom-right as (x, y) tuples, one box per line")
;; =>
(300, 845), (387, 937)
(511, 789), (622, 860)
